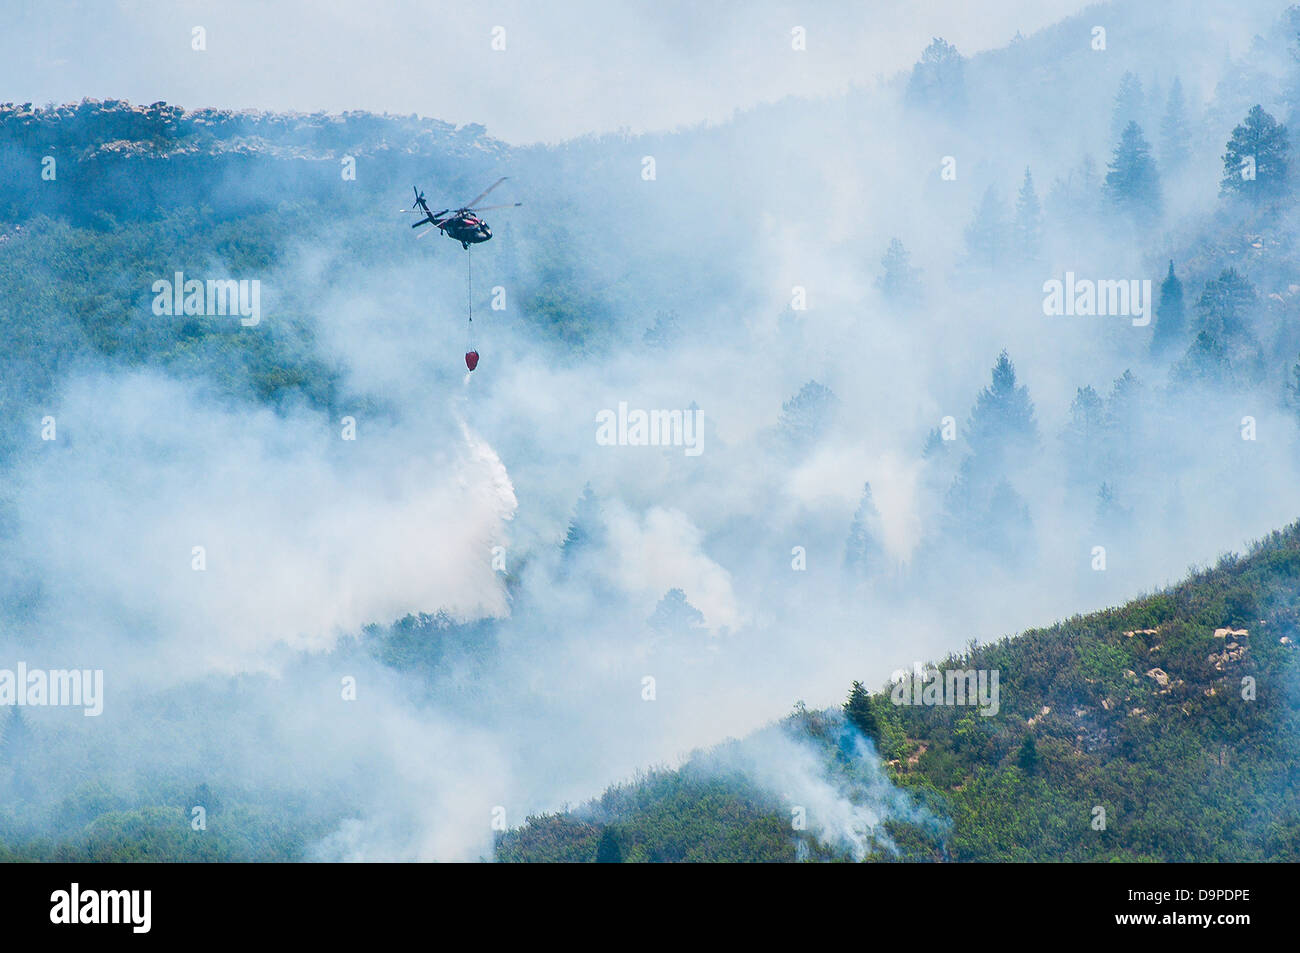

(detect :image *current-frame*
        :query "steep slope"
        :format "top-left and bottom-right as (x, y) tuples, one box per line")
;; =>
(498, 520), (1300, 861)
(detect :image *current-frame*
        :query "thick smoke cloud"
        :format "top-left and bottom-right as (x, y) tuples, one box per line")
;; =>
(1, 0), (1298, 860)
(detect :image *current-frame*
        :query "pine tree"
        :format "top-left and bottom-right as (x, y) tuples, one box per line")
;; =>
(1068, 385), (1105, 428)
(1105, 121), (1163, 216)
(1087, 370), (1144, 483)
(1063, 385), (1106, 490)
(562, 483), (605, 558)
(922, 426), (946, 458)
(1173, 330), (1231, 388)
(1159, 77), (1192, 171)
(945, 353), (1037, 558)
(1012, 167), (1043, 263)
(844, 482), (884, 575)
(648, 588), (704, 632)
(1221, 104), (1291, 201)
(1111, 72), (1146, 144)
(778, 381), (839, 445)
(843, 681), (881, 744)
(1150, 260), (1186, 356)
(595, 827), (623, 863)
(1178, 269), (1263, 386)
(1017, 734), (1039, 775)
(875, 238), (920, 302)
(1106, 370), (1143, 427)
(966, 350), (1038, 470)
(1195, 268), (1257, 342)
(964, 186), (1007, 269)
(905, 38), (966, 115)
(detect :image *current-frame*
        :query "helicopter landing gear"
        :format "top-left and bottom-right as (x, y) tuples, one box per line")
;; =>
(461, 241), (469, 250)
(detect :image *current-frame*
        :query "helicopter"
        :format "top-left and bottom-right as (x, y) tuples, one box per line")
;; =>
(404, 177), (521, 248)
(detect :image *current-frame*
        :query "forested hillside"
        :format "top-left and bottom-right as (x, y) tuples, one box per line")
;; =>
(4, 2), (1300, 863)
(500, 521), (1300, 862)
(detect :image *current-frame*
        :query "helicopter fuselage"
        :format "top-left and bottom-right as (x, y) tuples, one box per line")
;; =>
(438, 214), (492, 246)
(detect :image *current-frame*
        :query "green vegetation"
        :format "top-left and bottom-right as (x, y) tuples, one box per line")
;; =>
(500, 522), (1300, 862)
(0, 761), (338, 862)
(498, 705), (947, 863)
(0, 211), (347, 460)
(3, 54), (1300, 862)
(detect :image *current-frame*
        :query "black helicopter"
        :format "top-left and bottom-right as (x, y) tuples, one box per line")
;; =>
(404, 177), (521, 248)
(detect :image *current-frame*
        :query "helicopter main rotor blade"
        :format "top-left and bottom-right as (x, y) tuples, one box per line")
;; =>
(462, 176), (509, 210)
(467, 202), (522, 212)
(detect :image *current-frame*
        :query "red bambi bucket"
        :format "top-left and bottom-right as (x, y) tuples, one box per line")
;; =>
(465, 350), (480, 371)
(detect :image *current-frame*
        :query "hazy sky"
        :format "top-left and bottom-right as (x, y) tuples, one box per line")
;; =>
(3, 0), (1094, 142)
